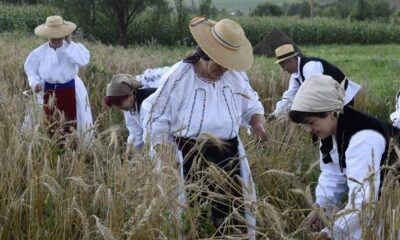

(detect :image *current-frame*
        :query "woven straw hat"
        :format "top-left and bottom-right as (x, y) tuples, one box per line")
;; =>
(189, 17), (253, 71)
(106, 74), (143, 97)
(275, 44), (299, 64)
(34, 16), (76, 38)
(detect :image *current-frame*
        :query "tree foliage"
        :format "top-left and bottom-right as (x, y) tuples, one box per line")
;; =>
(251, 3), (283, 17)
(198, 0), (218, 18)
(54, 0), (165, 48)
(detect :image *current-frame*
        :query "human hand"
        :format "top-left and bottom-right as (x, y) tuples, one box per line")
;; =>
(266, 114), (276, 123)
(34, 83), (42, 93)
(303, 209), (325, 232)
(64, 34), (72, 44)
(252, 123), (268, 142)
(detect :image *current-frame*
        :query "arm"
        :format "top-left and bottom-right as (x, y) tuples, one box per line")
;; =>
(239, 72), (268, 141)
(146, 62), (187, 146)
(315, 140), (348, 212)
(328, 130), (385, 239)
(64, 41), (90, 67)
(136, 66), (171, 88)
(302, 61), (324, 80)
(24, 50), (42, 91)
(272, 73), (301, 116)
(124, 111), (144, 150)
(304, 139), (348, 232)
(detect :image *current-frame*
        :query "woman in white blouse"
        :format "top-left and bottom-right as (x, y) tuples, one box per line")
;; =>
(24, 15), (93, 142)
(289, 75), (391, 240)
(104, 73), (164, 150)
(143, 17), (267, 238)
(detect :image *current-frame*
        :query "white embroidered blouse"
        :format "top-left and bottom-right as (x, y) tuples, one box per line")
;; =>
(142, 61), (264, 145)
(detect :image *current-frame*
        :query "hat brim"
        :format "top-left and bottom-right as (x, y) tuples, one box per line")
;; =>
(34, 21), (76, 38)
(189, 20), (253, 71)
(275, 52), (298, 64)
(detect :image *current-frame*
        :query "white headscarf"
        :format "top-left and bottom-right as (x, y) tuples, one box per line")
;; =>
(291, 75), (346, 112)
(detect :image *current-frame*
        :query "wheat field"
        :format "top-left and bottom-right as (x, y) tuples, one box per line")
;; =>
(0, 32), (399, 239)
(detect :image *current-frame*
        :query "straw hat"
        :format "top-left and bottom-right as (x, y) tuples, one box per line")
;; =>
(275, 44), (299, 64)
(34, 16), (76, 38)
(106, 74), (143, 97)
(189, 17), (253, 71)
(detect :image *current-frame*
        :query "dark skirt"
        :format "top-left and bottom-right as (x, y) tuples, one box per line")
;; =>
(43, 79), (76, 137)
(174, 136), (245, 235)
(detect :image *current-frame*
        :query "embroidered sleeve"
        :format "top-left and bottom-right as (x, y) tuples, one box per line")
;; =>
(136, 66), (171, 88)
(302, 61), (324, 79)
(24, 49), (42, 89)
(124, 111), (143, 147)
(64, 42), (90, 67)
(146, 62), (190, 145)
(329, 130), (386, 237)
(272, 73), (301, 116)
(237, 72), (264, 126)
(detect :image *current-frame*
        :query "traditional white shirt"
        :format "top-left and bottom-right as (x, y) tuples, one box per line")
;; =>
(316, 130), (386, 240)
(390, 92), (400, 128)
(273, 57), (361, 116)
(142, 62), (261, 238)
(122, 67), (170, 149)
(142, 61), (264, 145)
(136, 66), (170, 88)
(124, 109), (148, 150)
(24, 41), (93, 141)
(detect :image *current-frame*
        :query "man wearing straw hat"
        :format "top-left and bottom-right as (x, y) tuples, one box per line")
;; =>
(143, 16), (267, 238)
(289, 75), (395, 240)
(271, 43), (362, 171)
(270, 43), (361, 118)
(24, 15), (93, 142)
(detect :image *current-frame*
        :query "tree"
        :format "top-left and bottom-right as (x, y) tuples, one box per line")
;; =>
(173, 0), (190, 44)
(99, 0), (163, 48)
(286, 1), (311, 18)
(55, 0), (165, 47)
(251, 2), (283, 17)
(199, 0), (217, 18)
(351, 0), (373, 21)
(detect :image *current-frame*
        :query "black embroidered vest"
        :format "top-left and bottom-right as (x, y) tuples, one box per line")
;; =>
(298, 57), (346, 84)
(136, 88), (156, 112)
(334, 106), (390, 172)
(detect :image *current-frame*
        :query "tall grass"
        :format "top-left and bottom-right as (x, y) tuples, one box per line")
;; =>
(0, 32), (399, 239)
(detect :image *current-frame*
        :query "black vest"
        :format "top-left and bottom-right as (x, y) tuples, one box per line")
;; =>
(334, 106), (390, 171)
(136, 88), (156, 112)
(298, 57), (346, 84)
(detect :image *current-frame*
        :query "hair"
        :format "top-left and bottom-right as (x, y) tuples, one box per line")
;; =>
(289, 110), (329, 124)
(183, 46), (210, 63)
(104, 95), (129, 107)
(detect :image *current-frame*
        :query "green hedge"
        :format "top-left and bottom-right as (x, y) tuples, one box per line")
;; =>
(234, 16), (400, 45)
(0, 4), (60, 33)
(2, 4), (400, 45)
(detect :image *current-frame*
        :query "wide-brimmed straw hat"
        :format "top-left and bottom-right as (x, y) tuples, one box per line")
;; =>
(34, 15), (76, 38)
(275, 44), (299, 64)
(106, 74), (143, 97)
(189, 17), (253, 71)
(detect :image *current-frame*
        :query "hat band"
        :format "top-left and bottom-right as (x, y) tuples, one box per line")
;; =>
(277, 51), (297, 60)
(211, 27), (240, 50)
(46, 20), (69, 29)
(190, 17), (208, 27)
